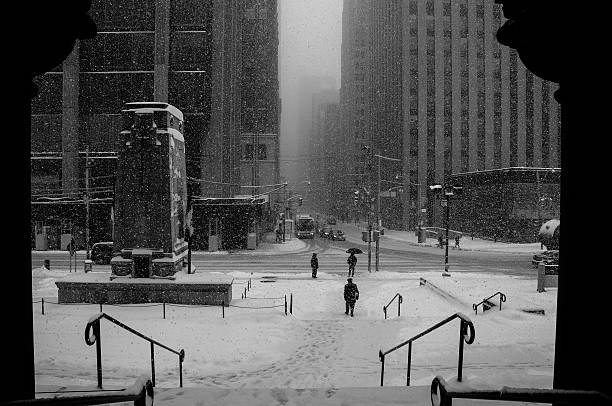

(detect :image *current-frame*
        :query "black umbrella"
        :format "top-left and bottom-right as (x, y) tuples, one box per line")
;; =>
(346, 248), (363, 254)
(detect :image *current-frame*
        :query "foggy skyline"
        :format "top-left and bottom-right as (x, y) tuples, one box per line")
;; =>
(279, 0), (343, 185)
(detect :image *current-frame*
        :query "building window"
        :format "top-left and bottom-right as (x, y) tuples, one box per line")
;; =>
(426, 1), (434, 16)
(409, 1), (417, 15)
(443, 2), (451, 16)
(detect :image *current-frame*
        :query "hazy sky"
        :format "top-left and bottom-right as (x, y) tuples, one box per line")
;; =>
(279, 0), (343, 180)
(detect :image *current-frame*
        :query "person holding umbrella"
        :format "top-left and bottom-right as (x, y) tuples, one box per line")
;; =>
(346, 248), (361, 277)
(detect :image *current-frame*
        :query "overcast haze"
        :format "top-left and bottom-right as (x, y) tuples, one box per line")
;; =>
(279, 0), (343, 186)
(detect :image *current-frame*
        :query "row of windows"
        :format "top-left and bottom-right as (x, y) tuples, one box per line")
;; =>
(90, 0), (213, 31)
(80, 31), (212, 72)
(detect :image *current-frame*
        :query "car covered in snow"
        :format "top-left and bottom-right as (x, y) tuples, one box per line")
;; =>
(91, 242), (115, 265)
(330, 230), (346, 241)
(532, 250), (559, 268)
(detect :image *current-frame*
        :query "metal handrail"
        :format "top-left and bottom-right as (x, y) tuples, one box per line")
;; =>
(472, 291), (506, 314)
(378, 313), (475, 387)
(383, 293), (403, 319)
(430, 375), (612, 406)
(85, 312), (185, 389)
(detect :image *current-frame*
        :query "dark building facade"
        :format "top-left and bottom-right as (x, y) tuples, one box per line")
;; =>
(30, 0), (280, 250)
(340, 0), (562, 238)
(448, 167), (560, 242)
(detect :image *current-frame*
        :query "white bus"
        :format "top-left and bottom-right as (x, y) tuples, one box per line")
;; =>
(295, 214), (315, 239)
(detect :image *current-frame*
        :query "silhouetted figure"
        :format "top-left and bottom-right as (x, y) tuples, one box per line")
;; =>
(311, 253), (318, 278)
(344, 277), (359, 317)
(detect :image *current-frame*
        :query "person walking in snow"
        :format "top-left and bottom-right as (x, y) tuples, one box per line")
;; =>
(347, 252), (357, 277)
(344, 277), (359, 317)
(437, 233), (444, 249)
(311, 253), (319, 278)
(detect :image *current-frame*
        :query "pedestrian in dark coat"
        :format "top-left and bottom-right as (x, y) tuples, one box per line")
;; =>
(347, 253), (357, 277)
(437, 234), (444, 249)
(311, 253), (318, 278)
(344, 277), (359, 316)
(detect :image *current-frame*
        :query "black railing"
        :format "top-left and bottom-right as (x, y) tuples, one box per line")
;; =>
(430, 375), (612, 406)
(378, 313), (475, 387)
(383, 293), (403, 319)
(472, 291), (506, 314)
(85, 312), (185, 389)
(3, 376), (153, 406)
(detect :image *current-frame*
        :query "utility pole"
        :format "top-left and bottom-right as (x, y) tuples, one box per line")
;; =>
(85, 146), (91, 260)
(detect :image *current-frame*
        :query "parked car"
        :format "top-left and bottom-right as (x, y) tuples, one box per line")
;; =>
(91, 242), (114, 265)
(532, 250), (559, 268)
(330, 230), (345, 241)
(320, 226), (331, 238)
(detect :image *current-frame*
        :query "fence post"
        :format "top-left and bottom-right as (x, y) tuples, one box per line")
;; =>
(163, 302), (166, 319)
(42, 298), (45, 315)
(222, 300), (225, 318)
(284, 295), (287, 315)
(290, 293), (293, 315)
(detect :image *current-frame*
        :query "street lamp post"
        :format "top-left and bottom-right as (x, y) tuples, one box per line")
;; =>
(430, 184), (463, 276)
(374, 154), (401, 272)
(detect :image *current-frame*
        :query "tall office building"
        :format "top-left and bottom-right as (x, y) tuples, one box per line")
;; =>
(30, 0), (280, 249)
(308, 89), (341, 216)
(340, 0), (561, 231)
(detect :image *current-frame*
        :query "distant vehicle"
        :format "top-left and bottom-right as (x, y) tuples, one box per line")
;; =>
(327, 217), (337, 225)
(532, 250), (559, 268)
(320, 226), (332, 238)
(91, 242), (114, 265)
(296, 214), (315, 239)
(330, 230), (345, 241)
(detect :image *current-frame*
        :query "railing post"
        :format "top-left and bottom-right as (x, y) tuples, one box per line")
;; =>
(398, 295), (402, 317)
(457, 321), (465, 382)
(284, 295), (287, 315)
(383, 306), (387, 320)
(290, 293), (293, 315)
(407, 341), (412, 386)
(244, 287), (247, 298)
(163, 301), (166, 319)
(42, 298), (45, 315)
(379, 351), (385, 387)
(179, 349), (184, 388)
(100, 303), (102, 313)
(222, 300), (225, 318)
(150, 341), (156, 387)
(94, 321), (102, 389)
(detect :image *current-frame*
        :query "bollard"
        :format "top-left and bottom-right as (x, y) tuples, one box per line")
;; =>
(42, 298), (45, 315)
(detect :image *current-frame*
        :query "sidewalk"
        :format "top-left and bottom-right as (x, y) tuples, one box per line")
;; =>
(338, 221), (542, 254)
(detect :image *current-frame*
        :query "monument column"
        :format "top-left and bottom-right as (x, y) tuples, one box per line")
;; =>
(154, 0), (170, 101)
(62, 43), (80, 194)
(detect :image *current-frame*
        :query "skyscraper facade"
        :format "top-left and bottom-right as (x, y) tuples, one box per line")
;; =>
(340, 0), (561, 230)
